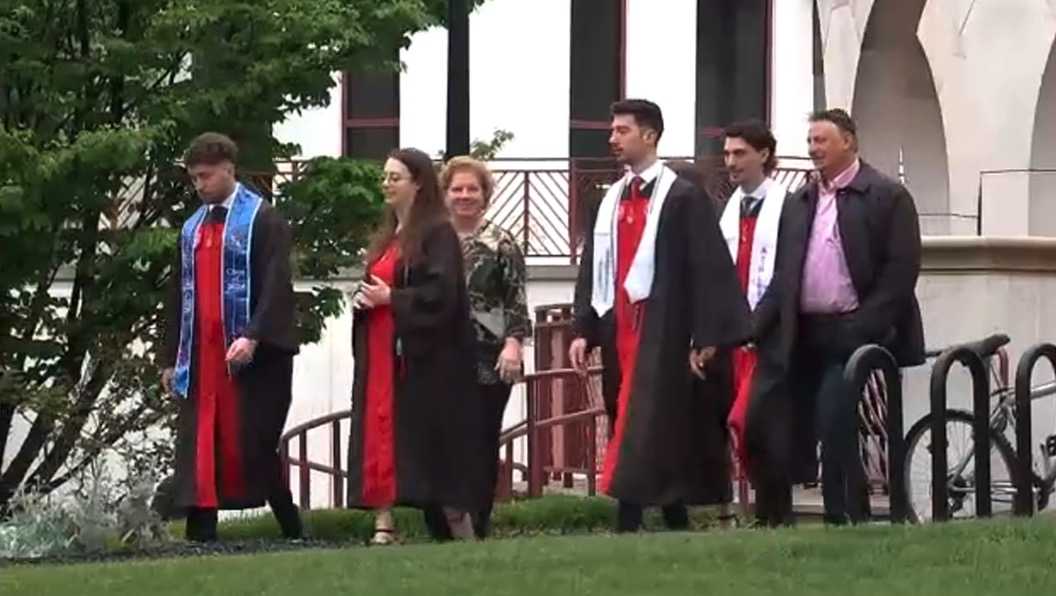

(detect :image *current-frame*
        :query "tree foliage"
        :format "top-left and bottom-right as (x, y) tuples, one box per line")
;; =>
(0, 0), (459, 512)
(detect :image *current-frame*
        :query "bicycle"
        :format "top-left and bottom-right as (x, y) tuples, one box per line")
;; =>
(902, 334), (1056, 522)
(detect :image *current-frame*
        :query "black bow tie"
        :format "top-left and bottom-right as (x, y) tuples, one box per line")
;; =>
(207, 205), (228, 224)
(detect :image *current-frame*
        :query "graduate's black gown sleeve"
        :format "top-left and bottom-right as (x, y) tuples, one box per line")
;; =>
(162, 242), (182, 368)
(687, 185), (752, 349)
(572, 200), (601, 348)
(390, 223), (464, 357)
(245, 205), (298, 354)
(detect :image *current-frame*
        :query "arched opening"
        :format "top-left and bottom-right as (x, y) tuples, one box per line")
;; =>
(1030, 42), (1056, 237)
(852, 0), (950, 234)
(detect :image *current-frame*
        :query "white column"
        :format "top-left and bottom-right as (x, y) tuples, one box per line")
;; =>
(469, 0), (570, 159)
(400, 27), (448, 156)
(624, 0), (696, 157)
(980, 173), (1032, 236)
(816, 0), (872, 111)
(771, 0), (815, 157)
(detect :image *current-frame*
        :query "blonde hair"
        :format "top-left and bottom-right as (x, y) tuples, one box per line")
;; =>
(440, 156), (495, 207)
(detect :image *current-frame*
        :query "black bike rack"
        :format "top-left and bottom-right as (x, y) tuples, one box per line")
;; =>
(1013, 343), (1056, 516)
(929, 346), (992, 521)
(843, 344), (907, 523)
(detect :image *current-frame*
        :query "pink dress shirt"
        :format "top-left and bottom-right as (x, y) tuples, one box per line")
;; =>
(800, 159), (861, 314)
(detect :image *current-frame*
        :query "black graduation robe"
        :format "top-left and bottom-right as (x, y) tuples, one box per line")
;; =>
(347, 222), (487, 511)
(573, 174), (752, 506)
(163, 201), (299, 510)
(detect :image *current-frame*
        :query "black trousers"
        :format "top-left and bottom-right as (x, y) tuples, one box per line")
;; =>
(753, 479), (794, 527)
(617, 502), (689, 533)
(185, 465), (303, 542)
(600, 381), (689, 533)
(796, 315), (870, 525)
(748, 315), (872, 527)
(424, 381), (513, 541)
(747, 358), (796, 528)
(473, 382), (514, 538)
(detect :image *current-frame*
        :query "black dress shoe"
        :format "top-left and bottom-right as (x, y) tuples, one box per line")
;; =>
(275, 505), (304, 539)
(823, 513), (851, 527)
(185, 508), (219, 542)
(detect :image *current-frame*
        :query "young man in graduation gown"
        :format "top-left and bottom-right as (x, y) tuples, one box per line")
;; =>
(162, 132), (303, 542)
(746, 109), (924, 526)
(717, 121), (788, 524)
(569, 100), (751, 533)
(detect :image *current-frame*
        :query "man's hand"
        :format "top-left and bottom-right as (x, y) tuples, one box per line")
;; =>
(689, 346), (717, 380)
(569, 338), (589, 375)
(226, 337), (258, 365)
(495, 338), (524, 384)
(161, 367), (175, 396)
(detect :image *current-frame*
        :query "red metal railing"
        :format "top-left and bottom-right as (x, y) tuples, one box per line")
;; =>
(280, 410), (349, 510)
(498, 367), (606, 499)
(248, 156), (816, 263)
(528, 304), (607, 489)
(280, 301), (899, 511)
(278, 368), (608, 510)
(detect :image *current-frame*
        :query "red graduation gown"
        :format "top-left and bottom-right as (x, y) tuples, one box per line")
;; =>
(728, 212), (760, 473)
(360, 243), (400, 508)
(573, 174), (750, 507)
(165, 201), (299, 511)
(600, 183), (650, 494)
(192, 221), (247, 507)
(347, 223), (488, 512)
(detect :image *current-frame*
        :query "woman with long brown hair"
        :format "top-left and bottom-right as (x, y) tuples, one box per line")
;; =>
(347, 147), (484, 544)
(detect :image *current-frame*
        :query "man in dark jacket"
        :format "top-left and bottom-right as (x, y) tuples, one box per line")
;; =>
(746, 109), (925, 526)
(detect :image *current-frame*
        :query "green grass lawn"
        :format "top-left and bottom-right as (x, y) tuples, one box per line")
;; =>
(209, 496), (718, 543)
(3, 517), (1056, 596)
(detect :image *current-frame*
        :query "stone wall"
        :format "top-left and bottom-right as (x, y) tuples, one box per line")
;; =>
(816, 0), (1056, 236)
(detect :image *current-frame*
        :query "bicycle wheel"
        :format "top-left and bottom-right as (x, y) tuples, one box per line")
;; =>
(903, 409), (1019, 523)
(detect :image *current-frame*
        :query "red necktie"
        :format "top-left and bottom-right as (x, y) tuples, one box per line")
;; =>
(628, 176), (644, 201)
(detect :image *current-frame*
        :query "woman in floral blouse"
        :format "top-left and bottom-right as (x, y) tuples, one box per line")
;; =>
(441, 156), (531, 538)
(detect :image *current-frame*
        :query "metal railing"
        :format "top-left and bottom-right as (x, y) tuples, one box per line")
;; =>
(844, 345), (907, 523)
(244, 156), (818, 263)
(497, 367), (605, 498)
(278, 367), (608, 510)
(929, 344), (993, 521)
(1013, 343), (1056, 516)
(976, 168), (1056, 236)
(279, 410), (349, 510)
(280, 304), (909, 513)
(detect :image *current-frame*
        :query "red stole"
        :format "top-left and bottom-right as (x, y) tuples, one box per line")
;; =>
(729, 213), (760, 473)
(360, 243), (400, 507)
(193, 221), (246, 507)
(600, 181), (650, 494)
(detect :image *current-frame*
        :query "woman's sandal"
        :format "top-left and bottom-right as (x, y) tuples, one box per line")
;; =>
(370, 528), (398, 546)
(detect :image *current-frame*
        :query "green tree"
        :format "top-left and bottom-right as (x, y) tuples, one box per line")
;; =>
(0, 0), (473, 512)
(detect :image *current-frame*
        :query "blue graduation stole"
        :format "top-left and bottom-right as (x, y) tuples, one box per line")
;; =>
(172, 184), (264, 398)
